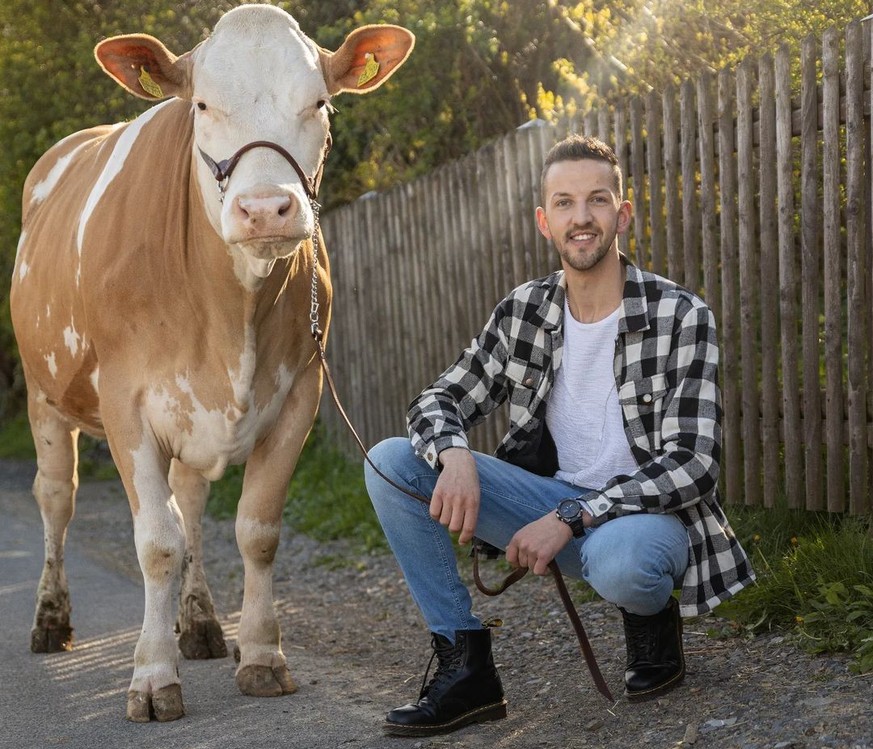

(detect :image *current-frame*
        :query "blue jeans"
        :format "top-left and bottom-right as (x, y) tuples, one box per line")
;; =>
(365, 437), (689, 641)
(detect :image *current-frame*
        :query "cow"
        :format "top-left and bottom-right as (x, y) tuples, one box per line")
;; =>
(10, 4), (413, 723)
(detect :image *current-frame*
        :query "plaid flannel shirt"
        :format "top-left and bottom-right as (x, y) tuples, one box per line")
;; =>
(407, 258), (755, 617)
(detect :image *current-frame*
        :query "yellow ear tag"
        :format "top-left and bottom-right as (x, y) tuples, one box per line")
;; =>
(138, 66), (164, 98)
(357, 52), (380, 87)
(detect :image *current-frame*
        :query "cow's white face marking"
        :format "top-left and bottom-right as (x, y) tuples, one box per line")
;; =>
(18, 261), (29, 281)
(90, 367), (99, 394)
(44, 352), (58, 378)
(190, 6), (331, 283)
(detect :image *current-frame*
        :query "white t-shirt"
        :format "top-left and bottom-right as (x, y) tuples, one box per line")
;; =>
(546, 301), (638, 490)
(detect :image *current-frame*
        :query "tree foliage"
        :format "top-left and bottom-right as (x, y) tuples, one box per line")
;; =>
(539, 0), (872, 110)
(1, 0), (869, 417)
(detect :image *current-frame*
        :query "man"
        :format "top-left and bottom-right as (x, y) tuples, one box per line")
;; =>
(364, 134), (754, 737)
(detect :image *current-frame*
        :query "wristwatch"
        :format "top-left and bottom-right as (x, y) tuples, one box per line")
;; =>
(555, 498), (587, 538)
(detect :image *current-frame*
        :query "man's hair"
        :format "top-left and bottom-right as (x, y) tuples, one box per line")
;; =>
(539, 134), (623, 205)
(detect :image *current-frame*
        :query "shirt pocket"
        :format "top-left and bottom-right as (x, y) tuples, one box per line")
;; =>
(505, 357), (545, 427)
(505, 356), (545, 389)
(618, 373), (668, 452)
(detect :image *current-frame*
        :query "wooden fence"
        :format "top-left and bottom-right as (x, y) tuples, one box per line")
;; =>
(319, 21), (873, 514)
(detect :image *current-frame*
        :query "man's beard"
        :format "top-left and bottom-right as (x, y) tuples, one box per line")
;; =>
(558, 219), (618, 272)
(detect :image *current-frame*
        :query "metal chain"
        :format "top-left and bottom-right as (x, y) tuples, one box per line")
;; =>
(309, 198), (323, 340)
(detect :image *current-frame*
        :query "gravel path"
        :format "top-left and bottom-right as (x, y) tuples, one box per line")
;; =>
(2, 457), (871, 748)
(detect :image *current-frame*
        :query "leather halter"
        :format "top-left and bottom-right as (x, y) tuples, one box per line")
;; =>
(198, 133), (332, 202)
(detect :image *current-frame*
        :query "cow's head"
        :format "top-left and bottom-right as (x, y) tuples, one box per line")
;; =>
(95, 4), (414, 280)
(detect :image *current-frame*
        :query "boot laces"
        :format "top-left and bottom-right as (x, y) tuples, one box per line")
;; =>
(418, 635), (464, 699)
(627, 627), (656, 659)
(624, 612), (657, 663)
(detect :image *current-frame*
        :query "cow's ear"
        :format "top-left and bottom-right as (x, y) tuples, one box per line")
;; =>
(95, 34), (193, 101)
(321, 25), (414, 95)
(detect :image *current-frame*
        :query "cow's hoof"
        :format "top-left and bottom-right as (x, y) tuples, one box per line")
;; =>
(30, 625), (73, 653)
(126, 685), (185, 722)
(236, 664), (298, 697)
(178, 618), (227, 660)
(153, 684), (186, 721)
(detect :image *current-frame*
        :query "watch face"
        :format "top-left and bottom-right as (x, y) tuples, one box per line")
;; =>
(557, 498), (581, 520)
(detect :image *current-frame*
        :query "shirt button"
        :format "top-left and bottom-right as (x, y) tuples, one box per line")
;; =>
(642, 393), (653, 403)
(524, 377), (535, 387)
(426, 451), (435, 462)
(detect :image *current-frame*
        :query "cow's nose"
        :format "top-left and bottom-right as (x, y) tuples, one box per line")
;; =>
(232, 192), (300, 237)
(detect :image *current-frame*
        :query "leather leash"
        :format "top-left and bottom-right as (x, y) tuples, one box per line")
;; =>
(308, 322), (615, 704)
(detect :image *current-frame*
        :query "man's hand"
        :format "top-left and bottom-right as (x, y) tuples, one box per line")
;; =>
(431, 448), (480, 545)
(506, 512), (579, 576)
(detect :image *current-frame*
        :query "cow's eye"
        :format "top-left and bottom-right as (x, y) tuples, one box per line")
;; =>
(316, 100), (327, 110)
(196, 102), (207, 111)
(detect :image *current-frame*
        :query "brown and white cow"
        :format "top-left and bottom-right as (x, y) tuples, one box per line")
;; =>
(10, 4), (413, 722)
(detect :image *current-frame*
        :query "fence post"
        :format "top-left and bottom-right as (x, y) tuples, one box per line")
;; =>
(758, 53), (780, 508)
(801, 34), (824, 511)
(718, 67), (742, 506)
(846, 19), (869, 515)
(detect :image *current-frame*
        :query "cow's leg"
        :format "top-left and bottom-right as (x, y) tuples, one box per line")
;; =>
(170, 459), (227, 659)
(106, 426), (186, 722)
(233, 362), (322, 697)
(27, 390), (79, 653)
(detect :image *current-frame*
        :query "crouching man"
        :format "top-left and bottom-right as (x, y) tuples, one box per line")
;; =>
(365, 135), (755, 737)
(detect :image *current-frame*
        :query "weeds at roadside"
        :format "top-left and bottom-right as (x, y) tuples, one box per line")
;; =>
(720, 507), (873, 674)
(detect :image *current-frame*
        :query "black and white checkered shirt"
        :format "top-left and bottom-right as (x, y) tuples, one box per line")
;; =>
(408, 258), (755, 617)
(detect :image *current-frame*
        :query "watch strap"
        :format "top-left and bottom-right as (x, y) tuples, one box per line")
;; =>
(556, 498), (587, 538)
(566, 516), (586, 538)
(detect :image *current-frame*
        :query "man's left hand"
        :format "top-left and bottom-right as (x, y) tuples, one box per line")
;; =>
(506, 512), (576, 576)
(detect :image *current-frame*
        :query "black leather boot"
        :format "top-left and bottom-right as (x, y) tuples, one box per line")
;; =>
(620, 596), (685, 700)
(383, 628), (507, 736)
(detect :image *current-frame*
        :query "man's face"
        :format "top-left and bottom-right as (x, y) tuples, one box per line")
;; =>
(535, 158), (631, 273)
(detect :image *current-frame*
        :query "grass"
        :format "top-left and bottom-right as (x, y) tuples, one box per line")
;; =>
(3, 414), (872, 671)
(282, 427), (386, 551)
